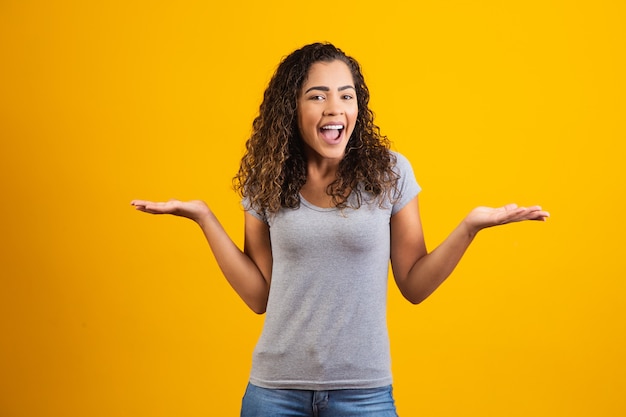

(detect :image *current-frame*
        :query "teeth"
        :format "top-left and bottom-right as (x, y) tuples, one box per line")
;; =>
(321, 125), (344, 130)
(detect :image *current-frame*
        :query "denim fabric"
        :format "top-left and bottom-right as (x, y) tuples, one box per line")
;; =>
(240, 383), (399, 417)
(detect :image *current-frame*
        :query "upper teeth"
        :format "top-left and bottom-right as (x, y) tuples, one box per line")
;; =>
(322, 125), (343, 130)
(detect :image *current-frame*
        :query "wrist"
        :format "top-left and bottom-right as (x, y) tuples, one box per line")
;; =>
(461, 217), (481, 239)
(194, 208), (214, 228)
(189, 202), (215, 227)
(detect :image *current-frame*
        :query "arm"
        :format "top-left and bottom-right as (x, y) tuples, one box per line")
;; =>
(131, 199), (272, 314)
(390, 197), (549, 304)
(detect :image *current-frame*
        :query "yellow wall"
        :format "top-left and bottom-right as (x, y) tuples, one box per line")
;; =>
(1, 1), (625, 416)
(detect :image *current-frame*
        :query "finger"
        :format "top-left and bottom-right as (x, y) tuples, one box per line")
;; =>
(144, 201), (173, 212)
(501, 205), (526, 222)
(131, 200), (169, 214)
(530, 210), (550, 221)
(515, 207), (549, 221)
(131, 199), (151, 206)
(131, 200), (164, 211)
(513, 205), (548, 219)
(521, 208), (543, 220)
(500, 206), (534, 224)
(139, 204), (173, 214)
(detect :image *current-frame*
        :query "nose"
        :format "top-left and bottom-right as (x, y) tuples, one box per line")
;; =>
(323, 96), (344, 116)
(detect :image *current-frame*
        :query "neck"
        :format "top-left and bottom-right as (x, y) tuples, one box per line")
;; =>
(304, 149), (343, 179)
(306, 158), (340, 183)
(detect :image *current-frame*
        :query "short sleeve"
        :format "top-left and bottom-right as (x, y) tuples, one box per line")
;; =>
(391, 152), (421, 216)
(241, 196), (269, 224)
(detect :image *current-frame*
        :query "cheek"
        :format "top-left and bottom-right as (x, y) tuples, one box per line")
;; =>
(299, 110), (320, 137)
(297, 105), (310, 124)
(347, 108), (359, 137)
(348, 106), (359, 126)
(296, 108), (307, 134)
(296, 110), (314, 140)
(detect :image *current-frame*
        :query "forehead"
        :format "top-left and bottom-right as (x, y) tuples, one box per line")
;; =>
(301, 60), (354, 88)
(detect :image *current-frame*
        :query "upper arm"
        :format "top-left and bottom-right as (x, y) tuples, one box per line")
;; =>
(243, 211), (273, 287)
(390, 195), (427, 287)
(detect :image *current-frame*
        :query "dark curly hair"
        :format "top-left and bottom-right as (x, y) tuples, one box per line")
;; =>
(234, 42), (399, 215)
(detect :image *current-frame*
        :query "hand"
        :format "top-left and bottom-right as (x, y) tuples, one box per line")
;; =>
(465, 204), (550, 234)
(130, 199), (211, 223)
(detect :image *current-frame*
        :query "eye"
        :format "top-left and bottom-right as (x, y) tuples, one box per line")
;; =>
(342, 94), (354, 100)
(308, 95), (325, 101)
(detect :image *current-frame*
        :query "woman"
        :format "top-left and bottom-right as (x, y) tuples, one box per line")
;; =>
(131, 43), (548, 417)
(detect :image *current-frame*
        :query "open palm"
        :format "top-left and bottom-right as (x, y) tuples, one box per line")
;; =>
(466, 204), (549, 232)
(130, 199), (210, 222)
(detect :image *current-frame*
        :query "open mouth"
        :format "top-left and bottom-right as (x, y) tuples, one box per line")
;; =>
(320, 124), (344, 142)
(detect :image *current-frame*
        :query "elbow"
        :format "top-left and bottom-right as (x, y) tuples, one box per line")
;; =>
(405, 294), (427, 305)
(251, 305), (267, 315)
(247, 299), (268, 315)
(399, 286), (431, 305)
(396, 276), (437, 305)
(243, 285), (270, 314)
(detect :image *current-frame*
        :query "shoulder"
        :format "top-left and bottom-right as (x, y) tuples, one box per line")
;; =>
(389, 151), (415, 176)
(389, 151), (421, 215)
(242, 196), (269, 225)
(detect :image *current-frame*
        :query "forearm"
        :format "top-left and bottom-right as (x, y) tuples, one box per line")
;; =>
(196, 211), (269, 313)
(391, 199), (548, 305)
(398, 220), (477, 304)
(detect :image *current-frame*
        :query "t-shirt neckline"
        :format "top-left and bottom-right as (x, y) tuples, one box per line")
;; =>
(299, 193), (339, 212)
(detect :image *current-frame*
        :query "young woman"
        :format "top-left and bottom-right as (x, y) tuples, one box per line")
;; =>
(131, 42), (549, 417)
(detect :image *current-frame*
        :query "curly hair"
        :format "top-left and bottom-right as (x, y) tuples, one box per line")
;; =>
(233, 42), (399, 215)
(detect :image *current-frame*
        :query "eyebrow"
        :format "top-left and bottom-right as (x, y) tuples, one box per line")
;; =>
(304, 85), (356, 94)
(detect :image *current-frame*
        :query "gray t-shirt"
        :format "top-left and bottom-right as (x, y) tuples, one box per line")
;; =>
(244, 152), (420, 390)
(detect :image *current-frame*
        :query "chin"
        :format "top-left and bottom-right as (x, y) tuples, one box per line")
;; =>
(322, 146), (349, 160)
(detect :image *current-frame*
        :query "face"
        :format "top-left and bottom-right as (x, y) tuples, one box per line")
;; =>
(297, 60), (358, 163)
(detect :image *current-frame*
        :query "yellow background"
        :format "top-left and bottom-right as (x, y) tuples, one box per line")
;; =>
(1, 1), (625, 416)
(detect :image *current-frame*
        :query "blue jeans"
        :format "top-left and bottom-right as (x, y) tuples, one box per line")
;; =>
(240, 383), (399, 417)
